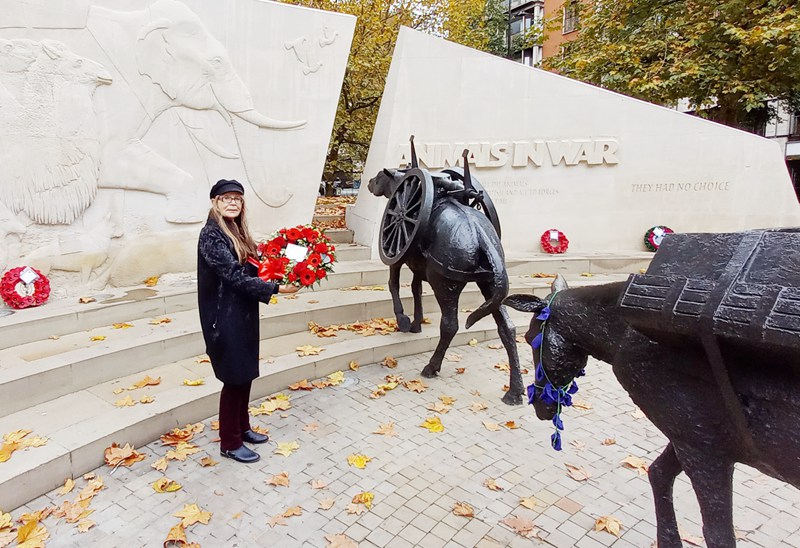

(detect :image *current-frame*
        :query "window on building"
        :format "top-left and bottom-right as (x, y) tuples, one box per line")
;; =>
(563, 2), (579, 34)
(790, 111), (800, 141)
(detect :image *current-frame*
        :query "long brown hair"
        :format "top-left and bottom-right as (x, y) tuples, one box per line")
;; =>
(208, 198), (258, 264)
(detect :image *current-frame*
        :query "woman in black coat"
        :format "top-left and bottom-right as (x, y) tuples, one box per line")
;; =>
(198, 179), (299, 463)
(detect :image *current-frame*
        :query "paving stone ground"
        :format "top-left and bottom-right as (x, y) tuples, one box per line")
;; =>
(13, 340), (800, 547)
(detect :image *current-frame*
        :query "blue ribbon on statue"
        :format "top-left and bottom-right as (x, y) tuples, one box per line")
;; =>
(526, 292), (585, 451)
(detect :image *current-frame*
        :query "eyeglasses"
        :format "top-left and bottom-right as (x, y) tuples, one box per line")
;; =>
(217, 195), (243, 204)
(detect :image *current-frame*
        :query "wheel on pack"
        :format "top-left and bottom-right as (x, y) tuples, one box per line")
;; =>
(378, 168), (434, 265)
(441, 168), (502, 239)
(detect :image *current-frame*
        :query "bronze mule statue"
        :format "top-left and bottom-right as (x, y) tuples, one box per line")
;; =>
(505, 229), (800, 547)
(368, 155), (523, 405)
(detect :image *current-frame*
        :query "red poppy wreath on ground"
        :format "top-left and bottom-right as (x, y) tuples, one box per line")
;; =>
(249, 225), (336, 288)
(1, 266), (51, 309)
(540, 229), (569, 254)
(644, 225), (674, 252)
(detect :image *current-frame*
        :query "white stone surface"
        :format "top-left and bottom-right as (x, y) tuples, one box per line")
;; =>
(350, 27), (800, 257)
(0, 0), (354, 293)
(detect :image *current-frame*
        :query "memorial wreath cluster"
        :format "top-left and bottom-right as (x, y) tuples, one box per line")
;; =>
(249, 225), (336, 288)
(1, 266), (51, 309)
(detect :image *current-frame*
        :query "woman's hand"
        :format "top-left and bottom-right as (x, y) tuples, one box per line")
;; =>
(278, 284), (300, 294)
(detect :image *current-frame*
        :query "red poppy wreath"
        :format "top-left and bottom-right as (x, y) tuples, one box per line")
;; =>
(1, 266), (51, 309)
(249, 225), (336, 288)
(540, 229), (569, 254)
(644, 225), (674, 252)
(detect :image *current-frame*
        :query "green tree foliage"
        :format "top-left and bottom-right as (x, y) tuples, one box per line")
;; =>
(280, 0), (506, 185)
(546, 0), (800, 130)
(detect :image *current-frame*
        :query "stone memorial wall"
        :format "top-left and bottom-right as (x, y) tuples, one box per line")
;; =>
(348, 27), (800, 257)
(0, 0), (354, 294)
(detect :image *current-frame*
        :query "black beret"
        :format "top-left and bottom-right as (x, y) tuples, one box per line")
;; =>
(210, 179), (244, 199)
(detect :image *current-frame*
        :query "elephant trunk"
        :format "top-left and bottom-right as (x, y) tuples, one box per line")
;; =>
(212, 77), (306, 130)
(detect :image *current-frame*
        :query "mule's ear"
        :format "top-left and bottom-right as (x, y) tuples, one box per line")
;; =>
(503, 294), (546, 313)
(552, 274), (569, 292)
(383, 168), (393, 177)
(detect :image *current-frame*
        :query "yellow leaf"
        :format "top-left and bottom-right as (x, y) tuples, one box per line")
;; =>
(602, 438), (616, 446)
(419, 416), (444, 433)
(288, 379), (314, 391)
(445, 353), (462, 362)
(151, 457), (168, 472)
(347, 454), (373, 469)
(90, 335), (106, 341)
(267, 472), (290, 487)
(58, 477), (75, 496)
(426, 402), (450, 414)
(274, 440), (300, 457)
(487, 343), (503, 349)
(269, 295), (278, 305)
(310, 479), (328, 489)
(104, 443), (145, 468)
(112, 323), (134, 329)
(580, 272), (594, 277)
(483, 421), (501, 431)
(16, 519), (49, 548)
(348, 360), (359, 371)
(345, 503), (366, 515)
(152, 477), (182, 493)
(565, 463), (591, 482)
(282, 506), (302, 518)
(129, 375), (161, 389)
(456, 367), (466, 374)
(165, 442), (200, 461)
(572, 399), (593, 411)
(144, 276), (159, 287)
(468, 338), (478, 346)
(471, 401), (488, 412)
(494, 361), (510, 372)
(295, 345), (324, 356)
(78, 296), (96, 304)
(503, 421), (520, 430)
(0, 512), (12, 532)
(381, 356), (398, 368)
(484, 478), (503, 491)
(140, 395), (154, 404)
(183, 378), (205, 386)
(373, 422), (398, 437)
(439, 395), (456, 405)
(351, 491), (374, 509)
(403, 379), (428, 393)
(519, 497), (539, 510)
(199, 456), (218, 467)
(452, 502), (474, 518)
(621, 455), (649, 475)
(196, 356), (211, 364)
(327, 371), (345, 385)
(319, 499), (335, 510)
(114, 395), (136, 407)
(77, 519), (95, 533)
(149, 317), (172, 325)
(501, 515), (540, 538)
(267, 515), (287, 528)
(595, 515), (623, 537)
(174, 503), (212, 526)
(210, 420), (219, 430)
(112, 388), (124, 395)
(164, 522), (187, 545)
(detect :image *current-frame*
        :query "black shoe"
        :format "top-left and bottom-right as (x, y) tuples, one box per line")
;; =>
(242, 429), (269, 444)
(220, 445), (260, 463)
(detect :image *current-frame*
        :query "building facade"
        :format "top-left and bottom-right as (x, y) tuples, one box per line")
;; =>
(506, 0), (544, 66)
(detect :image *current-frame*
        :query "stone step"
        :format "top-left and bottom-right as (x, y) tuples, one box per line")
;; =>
(0, 253), (649, 351)
(0, 276), (574, 417)
(326, 227), (354, 244)
(0, 305), (541, 512)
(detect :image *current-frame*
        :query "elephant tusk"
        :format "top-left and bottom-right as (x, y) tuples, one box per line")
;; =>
(231, 109), (306, 130)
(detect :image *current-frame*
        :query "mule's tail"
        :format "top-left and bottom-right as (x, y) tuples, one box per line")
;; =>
(465, 233), (508, 329)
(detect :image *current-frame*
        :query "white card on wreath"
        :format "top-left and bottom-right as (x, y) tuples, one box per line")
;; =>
(285, 243), (308, 262)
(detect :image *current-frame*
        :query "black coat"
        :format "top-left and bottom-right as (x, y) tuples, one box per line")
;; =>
(197, 219), (278, 385)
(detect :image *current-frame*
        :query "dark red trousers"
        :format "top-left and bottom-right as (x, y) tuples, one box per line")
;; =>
(219, 382), (253, 451)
